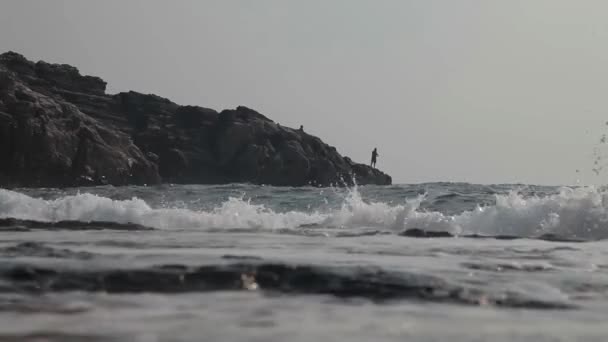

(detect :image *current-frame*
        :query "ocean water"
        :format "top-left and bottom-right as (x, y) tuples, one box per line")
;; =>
(1, 183), (608, 341)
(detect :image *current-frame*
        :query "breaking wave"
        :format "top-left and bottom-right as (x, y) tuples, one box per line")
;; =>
(1, 186), (608, 239)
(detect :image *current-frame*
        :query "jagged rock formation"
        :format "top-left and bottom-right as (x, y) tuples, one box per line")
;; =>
(0, 52), (391, 187)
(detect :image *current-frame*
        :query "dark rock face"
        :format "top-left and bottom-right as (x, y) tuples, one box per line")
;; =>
(0, 52), (391, 187)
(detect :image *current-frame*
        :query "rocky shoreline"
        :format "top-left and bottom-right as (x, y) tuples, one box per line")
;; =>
(0, 52), (391, 187)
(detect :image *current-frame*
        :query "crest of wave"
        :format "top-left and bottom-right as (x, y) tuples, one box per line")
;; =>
(320, 185), (608, 239)
(320, 185), (453, 231)
(452, 186), (608, 239)
(0, 189), (322, 229)
(2, 186), (608, 239)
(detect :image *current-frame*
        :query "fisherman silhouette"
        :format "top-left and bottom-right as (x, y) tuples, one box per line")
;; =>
(370, 148), (379, 168)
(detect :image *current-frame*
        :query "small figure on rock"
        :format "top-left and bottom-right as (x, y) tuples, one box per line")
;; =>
(370, 148), (379, 168)
(299, 125), (304, 132)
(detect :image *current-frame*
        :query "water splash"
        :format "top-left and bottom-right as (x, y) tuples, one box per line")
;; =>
(2, 186), (608, 239)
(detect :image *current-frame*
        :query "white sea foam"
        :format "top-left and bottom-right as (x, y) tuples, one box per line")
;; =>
(0, 190), (322, 230)
(1, 186), (608, 239)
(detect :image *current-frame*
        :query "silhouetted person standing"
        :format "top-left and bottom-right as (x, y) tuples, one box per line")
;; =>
(371, 148), (379, 168)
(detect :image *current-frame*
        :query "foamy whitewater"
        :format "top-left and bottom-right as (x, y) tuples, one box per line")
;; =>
(3, 184), (608, 238)
(1, 183), (608, 341)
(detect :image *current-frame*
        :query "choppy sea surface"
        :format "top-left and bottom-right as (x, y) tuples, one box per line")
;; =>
(1, 183), (608, 341)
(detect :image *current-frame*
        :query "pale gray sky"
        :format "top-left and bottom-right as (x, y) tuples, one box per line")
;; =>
(2, 0), (607, 185)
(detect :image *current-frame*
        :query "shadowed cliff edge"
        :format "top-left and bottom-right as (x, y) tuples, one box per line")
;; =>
(0, 52), (391, 187)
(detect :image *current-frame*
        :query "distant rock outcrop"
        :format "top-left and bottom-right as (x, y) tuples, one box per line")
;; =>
(0, 52), (391, 187)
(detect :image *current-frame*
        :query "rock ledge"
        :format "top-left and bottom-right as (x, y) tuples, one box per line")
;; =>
(0, 52), (391, 187)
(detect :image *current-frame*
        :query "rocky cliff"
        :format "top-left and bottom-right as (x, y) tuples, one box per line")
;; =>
(0, 52), (391, 187)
